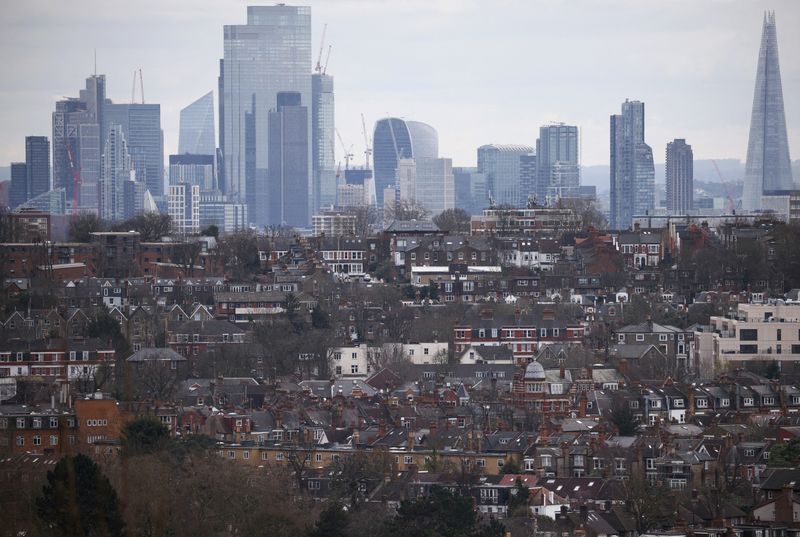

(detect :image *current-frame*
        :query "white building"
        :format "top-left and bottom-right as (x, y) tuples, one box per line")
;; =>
(329, 345), (380, 378)
(383, 342), (449, 365)
(312, 211), (356, 236)
(694, 303), (800, 375)
(168, 183), (200, 236)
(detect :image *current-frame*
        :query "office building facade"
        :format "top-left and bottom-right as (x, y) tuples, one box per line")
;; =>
(610, 99), (655, 230)
(453, 167), (488, 216)
(267, 91), (310, 227)
(222, 5), (312, 224)
(52, 75), (105, 212)
(312, 73), (336, 212)
(25, 136), (51, 201)
(666, 139), (693, 214)
(372, 118), (438, 207)
(179, 91), (215, 156)
(100, 125), (133, 222)
(168, 154), (216, 191)
(743, 12), (794, 212)
(104, 103), (164, 199)
(198, 191), (248, 232)
(9, 163), (27, 209)
(169, 183), (201, 236)
(477, 145), (533, 208)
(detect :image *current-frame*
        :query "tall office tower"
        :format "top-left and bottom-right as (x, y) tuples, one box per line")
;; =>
(199, 191), (248, 232)
(179, 91), (215, 156)
(344, 167), (376, 206)
(519, 153), (537, 206)
(223, 5), (312, 224)
(52, 74), (105, 212)
(414, 158), (454, 216)
(312, 73), (336, 211)
(217, 59), (225, 192)
(168, 183), (201, 236)
(169, 154), (216, 190)
(25, 136), (51, 200)
(609, 99), (655, 229)
(100, 125), (133, 222)
(9, 163), (27, 209)
(666, 139), (694, 214)
(743, 12), (794, 212)
(536, 123), (580, 204)
(372, 118), (438, 207)
(267, 92), (310, 227)
(453, 167), (488, 215)
(476, 144), (534, 207)
(104, 103), (164, 199)
(123, 178), (146, 220)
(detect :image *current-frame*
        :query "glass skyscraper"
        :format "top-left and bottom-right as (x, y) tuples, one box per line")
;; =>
(100, 124), (133, 222)
(666, 139), (693, 214)
(312, 73), (336, 212)
(104, 103), (164, 199)
(372, 118), (438, 207)
(267, 92), (310, 228)
(179, 91), (215, 156)
(476, 144), (533, 207)
(223, 5), (312, 226)
(536, 123), (580, 204)
(610, 99), (654, 230)
(52, 75), (105, 212)
(453, 167), (488, 215)
(743, 12), (794, 212)
(25, 136), (51, 201)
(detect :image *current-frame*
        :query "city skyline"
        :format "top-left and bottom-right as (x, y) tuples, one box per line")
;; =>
(1, 1), (798, 175)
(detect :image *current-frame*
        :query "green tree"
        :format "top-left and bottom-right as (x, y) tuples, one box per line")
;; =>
(610, 394), (639, 435)
(121, 417), (170, 457)
(769, 438), (800, 467)
(36, 454), (125, 537)
(308, 502), (350, 537)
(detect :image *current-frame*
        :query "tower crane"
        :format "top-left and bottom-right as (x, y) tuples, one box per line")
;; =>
(360, 113), (372, 169)
(322, 45), (332, 75)
(314, 24), (327, 74)
(712, 160), (738, 213)
(64, 139), (81, 217)
(335, 129), (354, 170)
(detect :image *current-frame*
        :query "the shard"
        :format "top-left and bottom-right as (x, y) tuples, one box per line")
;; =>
(743, 12), (793, 212)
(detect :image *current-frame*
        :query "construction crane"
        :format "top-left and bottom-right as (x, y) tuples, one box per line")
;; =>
(335, 129), (354, 170)
(360, 113), (372, 169)
(131, 69), (145, 104)
(64, 139), (81, 217)
(712, 160), (737, 213)
(314, 24), (327, 74)
(322, 45), (332, 75)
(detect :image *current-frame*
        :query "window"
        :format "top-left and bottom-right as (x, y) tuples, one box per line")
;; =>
(404, 456), (413, 465)
(475, 459), (485, 468)
(659, 334), (668, 342)
(16, 418), (25, 429)
(243, 451), (249, 460)
(261, 452), (268, 461)
(541, 455), (552, 467)
(646, 458), (656, 470)
(351, 364), (359, 374)
(739, 344), (758, 354)
(743, 397), (754, 407)
(16, 436), (24, 446)
(636, 334), (645, 342)
(228, 450), (236, 459)
(33, 435), (41, 446)
(0, 418), (6, 429)
(739, 329), (758, 341)
(49, 417), (58, 428)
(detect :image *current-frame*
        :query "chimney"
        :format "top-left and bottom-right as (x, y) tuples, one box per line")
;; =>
(579, 391), (588, 418)
(560, 364), (565, 379)
(378, 419), (386, 438)
(407, 430), (415, 451)
(275, 410), (283, 430)
(618, 359), (628, 376)
(543, 309), (555, 321)
(775, 483), (796, 524)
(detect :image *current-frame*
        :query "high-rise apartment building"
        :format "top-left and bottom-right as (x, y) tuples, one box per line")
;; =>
(312, 73), (336, 212)
(179, 91), (215, 156)
(519, 154), (537, 207)
(267, 92), (310, 227)
(476, 145), (533, 207)
(100, 125), (133, 222)
(536, 124), (580, 204)
(222, 5), (312, 225)
(104, 103), (164, 199)
(52, 75), (105, 212)
(169, 183), (201, 236)
(743, 12), (794, 212)
(610, 99), (655, 229)
(25, 136), (51, 201)
(666, 139), (693, 214)
(373, 118), (438, 207)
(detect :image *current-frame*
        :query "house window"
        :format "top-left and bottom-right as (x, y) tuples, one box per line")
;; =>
(351, 364), (359, 374)
(50, 435), (58, 446)
(404, 456), (413, 465)
(33, 435), (41, 446)
(636, 334), (645, 342)
(243, 451), (250, 460)
(541, 455), (552, 467)
(49, 417), (58, 428)
(32, 418), (42, 429)
(261, 452), (268, 461)
(16, 436), (24, 446)
(228, 450), (235, 459)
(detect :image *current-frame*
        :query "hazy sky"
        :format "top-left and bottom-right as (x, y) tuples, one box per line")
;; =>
(1, 0), (798, 174)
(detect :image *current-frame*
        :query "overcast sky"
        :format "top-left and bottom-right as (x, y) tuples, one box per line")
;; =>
(1, 0), (798, 173)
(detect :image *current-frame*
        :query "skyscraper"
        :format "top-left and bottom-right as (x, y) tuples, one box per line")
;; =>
(169, 154), (216, 190)
(536, 123), (580, 204)
(372, 118), (438, 207)
(519, 154), (537, 207)
(609, 99), (655, 229)
(312, 73), (336, 211)
(743, 12), (794, 212)
(453, 167), (488, 215)
(223, 5), (312, 225)
(104, 103), (164, 199)
(267, 91), (310, 227)
(100, 125), (133, 222)
(476, 145), (533, 207)
(179, 91), (215, 156)
(9, 162), (27, 209)
(666, 139), (693, 214)
(25, 136), (51, 201)
(52, 74), (105, 212)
